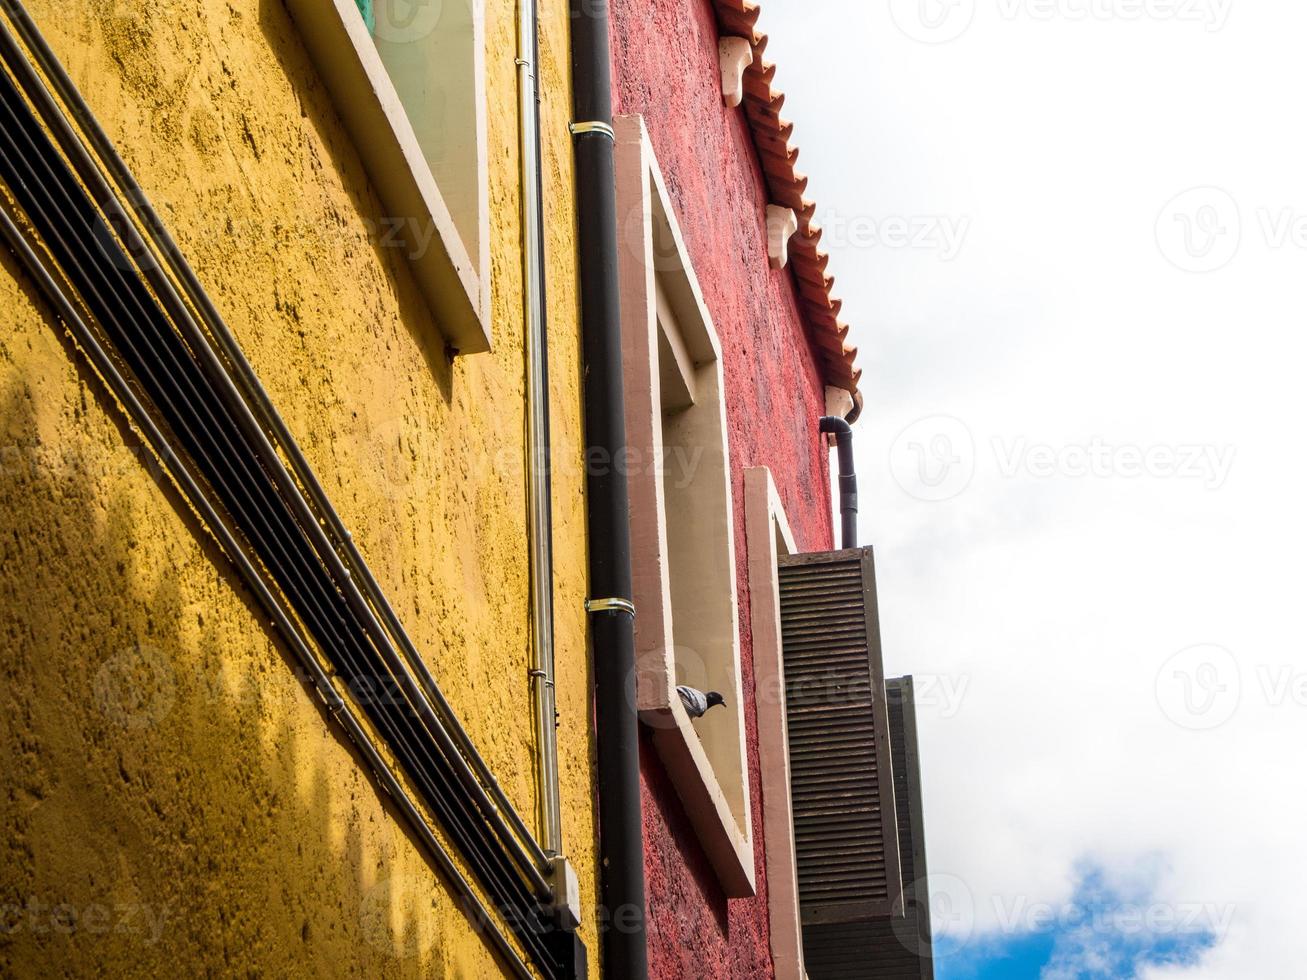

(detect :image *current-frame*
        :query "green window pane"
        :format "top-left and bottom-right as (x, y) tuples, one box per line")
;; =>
(354, 0), (375, 33)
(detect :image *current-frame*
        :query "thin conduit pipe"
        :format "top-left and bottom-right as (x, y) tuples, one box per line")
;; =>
(0, 1), (550, 877)
(516, 0), (563, 858)
(0, 81), (550, 940)
(0, 201), (536, 980)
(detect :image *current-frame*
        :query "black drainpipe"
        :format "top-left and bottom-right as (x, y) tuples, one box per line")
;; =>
(569, 2), (648, 978)
(820, 416), (858, 549)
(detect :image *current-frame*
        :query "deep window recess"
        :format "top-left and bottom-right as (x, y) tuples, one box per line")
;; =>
(614, 114), (754, 897)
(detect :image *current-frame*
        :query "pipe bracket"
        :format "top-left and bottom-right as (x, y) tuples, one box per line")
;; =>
(585, 597), (635, 618)
(569, 120), (616, 141)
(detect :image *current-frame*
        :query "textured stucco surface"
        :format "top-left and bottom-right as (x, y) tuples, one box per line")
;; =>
(609, 0), (837, 976)
(0, 0), (596, 975)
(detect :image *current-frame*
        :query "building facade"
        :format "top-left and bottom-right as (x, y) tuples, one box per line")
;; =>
(0, 0), (597, 976)
(606, 0), (866, 976)
(1, 0), (934, 977)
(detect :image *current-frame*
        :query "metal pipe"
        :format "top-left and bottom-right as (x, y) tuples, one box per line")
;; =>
(0, 10), (552, 899)
(0, 86), (558, 961)
(0, 200), (535, 980)
(569, 0), (649, 975)
(0, 0), (552, 878)
(820, 415), (858, 549)
(517, 0), (563, 859)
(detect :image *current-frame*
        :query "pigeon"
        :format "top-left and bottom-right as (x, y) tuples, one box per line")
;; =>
(677, 685), (726, 720)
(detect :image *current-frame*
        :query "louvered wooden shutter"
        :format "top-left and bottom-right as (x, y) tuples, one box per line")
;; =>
(798, 677), (935, 979)
(778, 547), (903, 931)
(884, 676), (935, 979)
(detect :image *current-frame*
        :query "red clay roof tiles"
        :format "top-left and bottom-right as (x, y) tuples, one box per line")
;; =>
(710, 0), (862, 394)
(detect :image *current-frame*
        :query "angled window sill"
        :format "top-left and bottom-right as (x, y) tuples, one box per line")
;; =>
(285, 0), (491, 354)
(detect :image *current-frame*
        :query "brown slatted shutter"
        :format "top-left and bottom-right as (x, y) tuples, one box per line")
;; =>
(779, 547), (903, 935)
(799, 678), (936, 979)
(885, 676), (935, 980)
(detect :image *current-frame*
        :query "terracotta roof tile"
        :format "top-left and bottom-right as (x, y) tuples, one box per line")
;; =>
(711, 0), (861, 395)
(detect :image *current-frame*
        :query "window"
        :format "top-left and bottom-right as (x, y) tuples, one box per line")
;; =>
(615, 115), (754, 897)
(744, 467), (806, 979)
(286, 0), (490, 353)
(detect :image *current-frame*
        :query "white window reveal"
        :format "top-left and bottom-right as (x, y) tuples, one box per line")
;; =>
(745, 466), (807, 980)
(286, 0), (490, 353)
(615, 114), (754, 897)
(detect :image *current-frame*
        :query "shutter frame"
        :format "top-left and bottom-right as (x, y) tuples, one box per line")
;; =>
(779, 546), (903, 927)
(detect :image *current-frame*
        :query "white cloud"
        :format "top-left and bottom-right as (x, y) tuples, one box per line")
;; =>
(762, 2), (1307, 976)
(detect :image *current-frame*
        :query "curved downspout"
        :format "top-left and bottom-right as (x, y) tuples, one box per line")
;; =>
(569, 1), (650, 976)
(820, 416), (858, 549)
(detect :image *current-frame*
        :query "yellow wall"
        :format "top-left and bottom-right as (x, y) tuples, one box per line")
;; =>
(0, 0), (594, 975)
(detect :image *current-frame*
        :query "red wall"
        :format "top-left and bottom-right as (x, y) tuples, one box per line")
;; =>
(608, 1), (837, 975)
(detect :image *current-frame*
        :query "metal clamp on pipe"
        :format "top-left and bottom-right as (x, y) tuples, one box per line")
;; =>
(585, 597), (635, 618)
(569, 120), (616, 140)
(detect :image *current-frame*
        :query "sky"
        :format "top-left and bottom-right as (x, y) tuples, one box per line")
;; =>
(760, 2), (1307, 977)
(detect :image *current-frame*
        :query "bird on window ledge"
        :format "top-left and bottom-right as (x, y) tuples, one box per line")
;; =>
(677, 685), (726, 720)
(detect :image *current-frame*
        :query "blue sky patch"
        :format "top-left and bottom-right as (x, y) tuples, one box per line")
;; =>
(935, 861), (1222, 980)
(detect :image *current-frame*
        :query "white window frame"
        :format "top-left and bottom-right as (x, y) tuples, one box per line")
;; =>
(615, 114), (754, 898)
(745, 467), (808, 980)
(285, 0), (491, 354)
